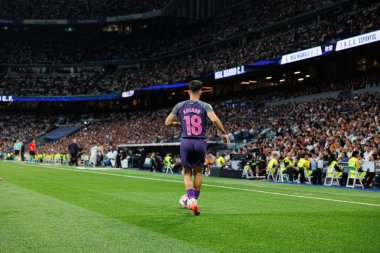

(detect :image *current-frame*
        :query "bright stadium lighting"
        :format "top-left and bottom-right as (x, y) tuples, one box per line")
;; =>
(294, 71), (301, 74)
(298, 78), (304, 81)
(266, 76), (272, 80)
(306, 74), (311, 78)
(279, 79), (285, 82)
(249, 80), (257, 83)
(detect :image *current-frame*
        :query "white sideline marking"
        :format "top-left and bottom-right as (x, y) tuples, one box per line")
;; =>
(75, 166), (122, 171)
(8, 162), (380, 208)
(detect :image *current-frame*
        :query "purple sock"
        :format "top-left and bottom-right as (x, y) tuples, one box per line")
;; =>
(186, 189), (195, 199)
(194, 190), (200, 200)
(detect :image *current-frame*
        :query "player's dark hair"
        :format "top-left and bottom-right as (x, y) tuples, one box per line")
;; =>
(188, 80), (203, 92)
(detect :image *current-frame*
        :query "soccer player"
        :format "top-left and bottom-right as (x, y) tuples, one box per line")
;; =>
(165, 80), (230, 216)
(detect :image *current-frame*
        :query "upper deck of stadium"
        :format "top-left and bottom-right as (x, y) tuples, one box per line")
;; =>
(0, 0), (379, 96)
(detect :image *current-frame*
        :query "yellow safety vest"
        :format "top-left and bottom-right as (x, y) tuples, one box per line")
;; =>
(329, 161), (338, 168)
(283, 157), (294, 167)
(268, 158), (278, 169)
(217, 157), (225, 167)
(164, 156), (174, 167)
(297, 158), (310, 169)
(348, 157), (360, 170)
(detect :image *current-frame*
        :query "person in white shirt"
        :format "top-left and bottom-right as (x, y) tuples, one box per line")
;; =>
(306, 142), (314, 152)
(90, 145), (98, 167)
(106, 146), (118, 167)
(363, 145), (373, 162)
(224, 153), (230, 166)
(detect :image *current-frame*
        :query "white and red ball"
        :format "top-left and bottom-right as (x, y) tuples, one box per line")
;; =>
(179, 194), (188, 208)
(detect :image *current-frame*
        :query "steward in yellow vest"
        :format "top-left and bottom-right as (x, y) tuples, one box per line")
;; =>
(266, 154), (279, 175)
(216, 154), (225, 168)
(164, 154), (175, 168)
(348, 151), (366, 182)
(282, 153), (295, 181)
(296, 153), (311, 183)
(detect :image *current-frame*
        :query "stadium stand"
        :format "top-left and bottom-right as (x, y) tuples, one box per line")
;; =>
(43, 126), (82, 141)
(0, 114), (82, 151)
(0, 0), (170, 19)
(0, 0), (379, 189)
(1, 75), (379, 162)
(0, 2), (378, 94)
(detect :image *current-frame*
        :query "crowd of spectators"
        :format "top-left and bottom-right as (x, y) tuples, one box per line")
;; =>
(0, 0), (367, 64)
(1, 75), (378, 166)
(37, 110), (176, 154)
(0, 114), (83, 153)
(0, 70), (118, 96)
(0, 0), (332, 64)
(34, 89), (380, 165)
(0, 0), (170, 19)
(236, 92), (380, 162)
(0, 2), (378, 95)
(0, 0), (335, 21)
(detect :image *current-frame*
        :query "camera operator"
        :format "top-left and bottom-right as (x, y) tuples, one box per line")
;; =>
(155, 152), (164, 172)
(254, 148), (267, 178)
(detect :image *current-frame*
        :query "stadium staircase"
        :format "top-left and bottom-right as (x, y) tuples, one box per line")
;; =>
(42, 126), (81, 142)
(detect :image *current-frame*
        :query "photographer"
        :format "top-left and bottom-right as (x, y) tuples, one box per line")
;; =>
(143, 152), (158, 172)
(255, 149), (267, 178)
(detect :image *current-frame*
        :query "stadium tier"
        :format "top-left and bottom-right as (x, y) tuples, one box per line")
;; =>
(0, 0), (351, 63)
(0, 1), (379, 95)
(0, 0), (170, 19)
(1, 74), (379, 157)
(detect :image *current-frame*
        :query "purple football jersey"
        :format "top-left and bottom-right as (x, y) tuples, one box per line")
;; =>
(171, 100), (213, 139)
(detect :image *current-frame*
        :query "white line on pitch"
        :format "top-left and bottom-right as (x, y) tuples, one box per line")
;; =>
(8, 162), (380, 208)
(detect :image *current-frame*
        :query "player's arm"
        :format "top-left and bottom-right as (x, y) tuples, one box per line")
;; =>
(165, 113), (177, 126)
(165, 103), (181, 129)
(207, 111), (230, 147)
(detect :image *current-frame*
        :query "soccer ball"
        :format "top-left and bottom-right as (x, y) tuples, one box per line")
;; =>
(179, 194), (188, 208)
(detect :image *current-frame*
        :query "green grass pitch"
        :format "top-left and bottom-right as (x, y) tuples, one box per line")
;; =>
(1, 161), (380, 253)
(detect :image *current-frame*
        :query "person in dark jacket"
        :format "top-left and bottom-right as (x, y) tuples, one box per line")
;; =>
(68, 139), (79, 166)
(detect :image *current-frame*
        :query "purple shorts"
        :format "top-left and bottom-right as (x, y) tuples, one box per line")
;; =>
(180, 138), (207, 169)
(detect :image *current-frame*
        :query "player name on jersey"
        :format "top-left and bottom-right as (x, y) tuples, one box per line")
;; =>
(183, 108), (201, 114)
